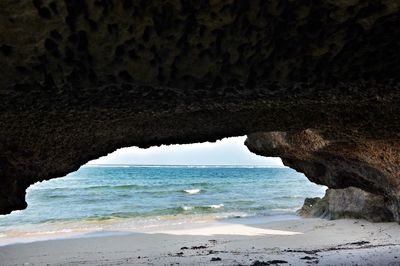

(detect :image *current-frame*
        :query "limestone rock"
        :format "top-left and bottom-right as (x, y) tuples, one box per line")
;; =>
(246, 130), (400, 222)
(1, 1), (400, 214)
(299, 187), (394, 222)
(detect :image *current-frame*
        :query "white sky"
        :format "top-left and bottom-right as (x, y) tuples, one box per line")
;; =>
(88, 136), (283, 166)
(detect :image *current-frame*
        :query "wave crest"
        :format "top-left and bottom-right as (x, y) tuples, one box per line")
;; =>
(207, 204), (224, 209)
(180, 204), (224, 211)
(183, 188), (201, 194)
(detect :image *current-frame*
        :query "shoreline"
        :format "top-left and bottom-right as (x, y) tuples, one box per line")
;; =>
(0, 214), (300, 246)
(1, 216), (400, 265)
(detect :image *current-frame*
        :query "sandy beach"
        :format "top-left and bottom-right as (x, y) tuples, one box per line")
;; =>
(1, 217), (400, 265)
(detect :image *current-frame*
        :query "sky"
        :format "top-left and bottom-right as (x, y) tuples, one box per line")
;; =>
(88, 136), (284, 166)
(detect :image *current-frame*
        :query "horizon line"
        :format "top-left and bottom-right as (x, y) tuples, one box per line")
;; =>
(85, 163), (287, 167)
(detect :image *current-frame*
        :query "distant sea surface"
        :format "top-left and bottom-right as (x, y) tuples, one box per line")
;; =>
(0, 166), (325, 242)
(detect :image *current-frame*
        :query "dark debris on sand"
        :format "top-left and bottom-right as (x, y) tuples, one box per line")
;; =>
(300, 256), (318, 260)
(339, 241), (370, 246)
(191, 245), (207, 249)
(300, 256), (320, 264)
(285, 240), (375, 255)
(251, 260), (288, 265)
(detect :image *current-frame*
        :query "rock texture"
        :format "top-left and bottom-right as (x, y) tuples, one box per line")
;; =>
(0, 1), (400, 214)
(245, 130), (400, 221)
(298, 188), (394, 222)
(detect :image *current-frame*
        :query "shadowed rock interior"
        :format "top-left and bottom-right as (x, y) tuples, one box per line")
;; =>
(0, 1), (399, 219)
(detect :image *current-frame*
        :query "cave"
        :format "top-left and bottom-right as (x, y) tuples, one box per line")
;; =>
(1, 1), (400, 264)
(0, 0), (399, 225)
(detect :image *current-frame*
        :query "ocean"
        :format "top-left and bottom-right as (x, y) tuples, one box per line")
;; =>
(0, 165), (326, 243)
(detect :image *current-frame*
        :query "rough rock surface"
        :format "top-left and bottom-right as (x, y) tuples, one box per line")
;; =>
(245, 130), (400, 221)
(298, 187), (394, 222)
(0, 1), (400, 214)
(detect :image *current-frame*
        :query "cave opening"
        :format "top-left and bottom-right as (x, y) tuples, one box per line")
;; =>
(0, 136), (326, 245)
(0, 0), (399, 263)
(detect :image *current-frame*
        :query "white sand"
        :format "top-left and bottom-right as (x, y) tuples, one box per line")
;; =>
(1, 217), (400, 265)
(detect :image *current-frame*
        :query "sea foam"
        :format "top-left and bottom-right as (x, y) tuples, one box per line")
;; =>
(183, 188), (201, 194)
(207, 204), (224, 209)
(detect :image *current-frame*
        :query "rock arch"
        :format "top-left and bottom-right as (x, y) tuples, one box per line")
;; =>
(0, 1), (399, 219)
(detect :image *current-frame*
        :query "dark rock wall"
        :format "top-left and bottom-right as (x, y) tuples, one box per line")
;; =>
(0, 1), (399, 214)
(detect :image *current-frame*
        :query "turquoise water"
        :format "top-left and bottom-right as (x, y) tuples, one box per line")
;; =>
(0, 166), (325, 238)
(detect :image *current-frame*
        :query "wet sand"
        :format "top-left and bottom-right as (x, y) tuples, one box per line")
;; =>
(1, 217), (400, 265)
